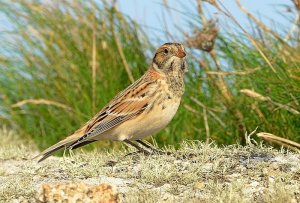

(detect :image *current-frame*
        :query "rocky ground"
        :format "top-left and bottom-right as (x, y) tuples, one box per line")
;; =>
(1, 129), (300, 203)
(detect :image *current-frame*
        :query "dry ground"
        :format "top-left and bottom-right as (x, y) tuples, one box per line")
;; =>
(0, 128), (300, 203)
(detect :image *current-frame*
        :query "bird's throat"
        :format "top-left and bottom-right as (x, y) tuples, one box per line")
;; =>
(166, 71), (185, 98)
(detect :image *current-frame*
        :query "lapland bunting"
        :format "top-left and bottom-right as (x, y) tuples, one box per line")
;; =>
(37, 42), (187, 162)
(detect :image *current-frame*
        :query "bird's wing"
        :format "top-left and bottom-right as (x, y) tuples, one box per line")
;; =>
(69, 76), (159, 149)
(82, 76), (156, 137)
(36, 69), (163, 162)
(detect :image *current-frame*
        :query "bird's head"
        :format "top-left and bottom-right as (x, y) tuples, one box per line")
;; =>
(152, 42), (187, 75)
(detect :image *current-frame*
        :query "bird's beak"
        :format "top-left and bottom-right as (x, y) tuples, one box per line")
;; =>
(176, 48), (186, 58)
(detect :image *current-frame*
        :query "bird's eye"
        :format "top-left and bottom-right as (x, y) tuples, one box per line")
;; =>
(163, 48), (169, 55)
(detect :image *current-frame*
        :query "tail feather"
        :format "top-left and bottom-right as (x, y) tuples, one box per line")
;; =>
(36, 144), (66, 162)
(35, 138), (98, 162)
(35, 132), (85, 162)
(35, 138), (74, 162)
(34, 122), (94, 162)
(70, 140), (96, 150)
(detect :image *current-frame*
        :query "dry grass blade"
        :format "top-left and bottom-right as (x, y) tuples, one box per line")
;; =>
(206, 67), (260, 76)
(284, 14), (300, 42)
(11, 99), (71, 110)
(240, 89), (270, 102)
(196, 0), (207, 24)
(251, 103), (266, 122)
(272, 101), (300, 115)
(240, 89), (300, 115)
(113, 33), (134, 83)
(111, 4), (134, 83)
(203, 0), (217, 6)
(92, 27), (97, 113)
(184, 104), (202, 116)
(91, 1), (97, 114)
(257, 132), (300, 152)
(203, 108), (210, 144)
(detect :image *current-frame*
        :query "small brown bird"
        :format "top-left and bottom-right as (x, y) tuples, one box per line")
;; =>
(36, 42), (187, 162)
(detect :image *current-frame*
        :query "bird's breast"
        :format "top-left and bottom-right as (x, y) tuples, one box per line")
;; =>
(129, 98), (181, 140)
(108, 96), (181, 141)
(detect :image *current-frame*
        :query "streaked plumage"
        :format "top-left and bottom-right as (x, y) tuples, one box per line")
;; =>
(36, 42), (187, 162)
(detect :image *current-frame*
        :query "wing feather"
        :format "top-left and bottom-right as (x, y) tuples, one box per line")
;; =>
(68, 75), (158, 148)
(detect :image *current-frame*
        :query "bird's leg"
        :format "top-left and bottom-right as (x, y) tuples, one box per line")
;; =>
(124, 140), (150, 155)
(136, 140), (167, 155)
(136, 140), (158, 150)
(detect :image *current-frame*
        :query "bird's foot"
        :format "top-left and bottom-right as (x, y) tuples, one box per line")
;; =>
(151, 149), (172, 155)
(124, 149), (151, 157)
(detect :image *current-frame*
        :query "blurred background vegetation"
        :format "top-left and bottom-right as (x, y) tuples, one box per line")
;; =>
(0, 0), (299, 152)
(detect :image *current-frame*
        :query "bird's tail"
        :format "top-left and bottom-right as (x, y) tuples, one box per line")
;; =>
(34, 127), (91, 162)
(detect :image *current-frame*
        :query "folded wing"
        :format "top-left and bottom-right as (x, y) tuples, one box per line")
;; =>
(36, 73), (158, 162)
